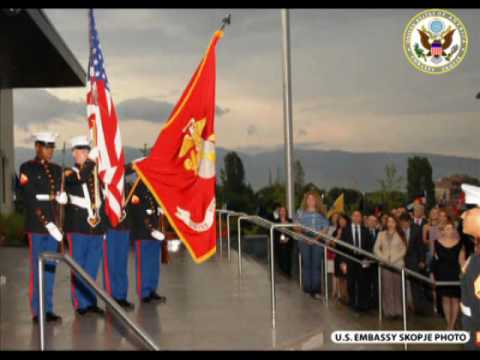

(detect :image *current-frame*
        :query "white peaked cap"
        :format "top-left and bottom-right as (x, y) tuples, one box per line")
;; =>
(70, 135), (91, 149)
(461, 184), (480, 206)
(35, 132), (58, 144)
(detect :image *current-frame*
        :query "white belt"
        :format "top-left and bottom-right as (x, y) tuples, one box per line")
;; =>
(460, 302), (472, 317)
(36, 194), (53, 201)
(81, 183), (97, 220)
(69, 195), (90, 209)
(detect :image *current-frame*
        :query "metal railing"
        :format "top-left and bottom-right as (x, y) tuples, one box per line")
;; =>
(216, 210), (462, 350)
(38, 252), (160, 351)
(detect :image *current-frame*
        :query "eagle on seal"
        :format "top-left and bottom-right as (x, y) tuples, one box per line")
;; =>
(418, 26), (455, 57)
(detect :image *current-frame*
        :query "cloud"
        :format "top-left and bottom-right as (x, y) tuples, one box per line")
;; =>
(14, 89), (83, 128)
(116, 97), (173, 123)
(14, 90), (229, 129)
(116, 97), (229, 123)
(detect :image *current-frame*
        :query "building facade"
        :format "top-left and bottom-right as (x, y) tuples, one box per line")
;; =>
(0, 8), (85, 214)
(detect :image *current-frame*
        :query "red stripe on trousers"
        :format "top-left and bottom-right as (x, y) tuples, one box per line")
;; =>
(67, 234), (80, 309)
(103, 238), (112, 295)
(27, 233), (34, 316)
(136, 240), (142, 299)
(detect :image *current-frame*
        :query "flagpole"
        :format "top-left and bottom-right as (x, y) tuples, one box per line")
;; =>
(281, 9), (295, 217)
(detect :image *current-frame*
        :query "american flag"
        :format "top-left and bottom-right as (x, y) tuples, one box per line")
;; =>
(86, 9), (125, 227)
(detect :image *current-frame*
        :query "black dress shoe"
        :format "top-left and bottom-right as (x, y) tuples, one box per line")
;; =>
(46, 312), (62, 322)
(32, 316), (38, 323)
(76, 308), (88, 316)
(149, 292), (166, 303)
(116, 299), (134, 310)
(141, 295), (152, 303)
(87, 305), (104, 315)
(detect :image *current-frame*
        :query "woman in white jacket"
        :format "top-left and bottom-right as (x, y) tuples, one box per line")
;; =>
(374, 215), (407, 318)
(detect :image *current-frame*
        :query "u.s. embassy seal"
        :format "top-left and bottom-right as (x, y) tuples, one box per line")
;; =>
(403, 9), (468, 75)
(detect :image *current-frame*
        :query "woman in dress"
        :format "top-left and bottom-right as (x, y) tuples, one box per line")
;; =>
(295, 191), (329, 300)
(432, 218), (466, 330)
(425, 208), (450, 316)
(327, 213), (340, 299)
(331, 213), (350, 303)
(374, 215), (407, 318)
(273, 206), (294, 277)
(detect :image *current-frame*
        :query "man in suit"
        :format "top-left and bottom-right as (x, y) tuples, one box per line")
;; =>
(340, 210), (373, 312)
(399, 213), (431, 316)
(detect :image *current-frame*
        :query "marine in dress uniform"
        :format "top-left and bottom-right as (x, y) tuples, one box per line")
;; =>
(128, 181), (166, 303)
(102, 167), (136, 310)
(459, 184), (480, 350)
(63, 136), (104, 316)
(19, 132), (67, 323)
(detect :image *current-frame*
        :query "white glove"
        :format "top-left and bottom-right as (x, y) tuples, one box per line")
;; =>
(146, 209), (154, 215)
(157, 207), (164, 216)
(88, 147), (99, 161)
(151, 230), (165, 241)
(46, 222), (63, 243)
(55, 191), (68, 205)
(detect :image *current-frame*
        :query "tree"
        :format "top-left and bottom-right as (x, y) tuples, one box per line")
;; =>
(255, 183), (286, 218)
(376, 163), (405, 211)
(407, 156), (435, 209)
(220, 151), (256, 213)
(223, 152), (245, 194)
(378, 163), (403, 193)
(366, 190), (407, 214)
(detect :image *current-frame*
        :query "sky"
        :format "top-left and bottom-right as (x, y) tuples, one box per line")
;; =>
(13, 9), (480, 159)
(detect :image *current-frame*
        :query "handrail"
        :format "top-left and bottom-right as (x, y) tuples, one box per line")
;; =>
(38, 252), (160, 351)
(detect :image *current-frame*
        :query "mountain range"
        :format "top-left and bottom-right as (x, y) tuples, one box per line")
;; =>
(14, 146), (480, 192)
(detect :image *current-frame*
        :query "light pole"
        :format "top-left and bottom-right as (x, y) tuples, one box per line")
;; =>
(281, 9), (295, 216)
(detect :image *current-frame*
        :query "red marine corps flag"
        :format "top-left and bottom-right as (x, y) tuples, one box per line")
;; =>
(133, 30), (224, 263)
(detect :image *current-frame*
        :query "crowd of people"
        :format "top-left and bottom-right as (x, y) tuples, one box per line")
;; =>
(271, 190), (476, 330)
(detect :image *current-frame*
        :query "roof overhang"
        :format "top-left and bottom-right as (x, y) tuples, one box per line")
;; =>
(0, 8), (86, 88)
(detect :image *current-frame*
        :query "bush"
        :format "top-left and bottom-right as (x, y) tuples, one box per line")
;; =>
(0, 212), (26, 247)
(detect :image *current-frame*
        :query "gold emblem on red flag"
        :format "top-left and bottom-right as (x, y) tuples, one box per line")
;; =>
(179, 118), (207, 175)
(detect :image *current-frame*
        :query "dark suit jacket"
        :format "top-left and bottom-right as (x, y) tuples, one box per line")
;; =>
(340, 224), (373, 262)
(412, 217), (427, 229)
(404, 224), (427, 272)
